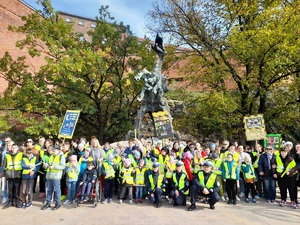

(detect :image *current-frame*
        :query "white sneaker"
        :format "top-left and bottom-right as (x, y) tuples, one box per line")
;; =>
(2, 198), (7, 204)
(63, 199), (70, 205)
(236, 196), (240, 201)
(102, 199), (108, 204)
(168, 198), (173, 204)
(239, 192), (245, 198)
(221, 196), (226, 202)
(129, 200), (133, 205)
(108, 198), (112, 204)
(119, 199), (123, 204)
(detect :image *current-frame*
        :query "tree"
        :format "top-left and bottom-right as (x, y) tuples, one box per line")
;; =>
(0, 0), (155, 143)
(148, 0), (300, 141)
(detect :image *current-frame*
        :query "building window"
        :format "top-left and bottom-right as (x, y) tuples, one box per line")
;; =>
(65, 18), (72, 23)
(78, 21), (85, 26)
(90, 23), (96, 28)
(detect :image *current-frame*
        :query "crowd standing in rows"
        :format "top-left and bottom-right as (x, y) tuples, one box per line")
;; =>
(0, 135), (299, 211)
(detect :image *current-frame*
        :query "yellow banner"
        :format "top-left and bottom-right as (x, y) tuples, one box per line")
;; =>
(243, 114), (266, 141)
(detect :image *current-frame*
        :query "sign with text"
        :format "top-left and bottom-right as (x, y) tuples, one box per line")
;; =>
(152, 110), (174, 138)
(244, 114), (266, 141)
(58, 110), (80, 139)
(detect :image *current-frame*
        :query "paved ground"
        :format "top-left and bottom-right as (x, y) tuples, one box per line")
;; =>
(1, 194), (299, 225)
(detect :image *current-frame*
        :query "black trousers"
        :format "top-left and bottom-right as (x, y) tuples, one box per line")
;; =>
(7, 178), (21, 203)
(170, 190), (186, 205)
(104, 178), (114, 199)
(190, 184), (220, 206)
(245, 182), (256, 199)
(225, 179), (237, 201)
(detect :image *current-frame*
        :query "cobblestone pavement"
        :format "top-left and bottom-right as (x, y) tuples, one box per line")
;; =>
(1, 194), (299, 225)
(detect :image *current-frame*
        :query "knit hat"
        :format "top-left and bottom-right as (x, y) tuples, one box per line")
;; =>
(284, 141), (293, 147)
(184, 151), (193, 159)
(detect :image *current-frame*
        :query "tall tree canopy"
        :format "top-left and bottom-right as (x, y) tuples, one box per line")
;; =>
(148, 0), (300, 141)
(0, 0), (155, 143)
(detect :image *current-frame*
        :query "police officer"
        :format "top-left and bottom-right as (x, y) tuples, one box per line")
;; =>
(146, 162), (165, 208)
(188, 161), (220, 211)
(170, 161), (189, 206)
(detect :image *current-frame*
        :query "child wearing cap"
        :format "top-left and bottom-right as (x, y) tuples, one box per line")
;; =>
(21, 148), (40, 208)
(134, 159), (147, 203)
(119, 158), (135, 204)
(158, 147), (169, 176)
(63, 155), (80, 205)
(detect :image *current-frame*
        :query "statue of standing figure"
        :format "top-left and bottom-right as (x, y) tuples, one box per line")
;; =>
(134, 34), (169, 112)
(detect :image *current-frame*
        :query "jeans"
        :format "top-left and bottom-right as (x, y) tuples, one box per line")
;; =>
(22, 178), (35, 203)
(263, 178), (276, 201)
(66, 181), (77, 201)
(46, 179), (61, 205)
(135, 186), (144, 199)
(1, 177), (8, 199)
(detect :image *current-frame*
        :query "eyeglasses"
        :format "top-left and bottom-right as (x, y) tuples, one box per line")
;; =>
(265, 148), (272, 150)
(27, 141), (32, 143)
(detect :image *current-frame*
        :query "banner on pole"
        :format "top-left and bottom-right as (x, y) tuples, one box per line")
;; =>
(152, 110), (173, 138)
(243, 114), (266, 141)
(58, 110), (80, 139)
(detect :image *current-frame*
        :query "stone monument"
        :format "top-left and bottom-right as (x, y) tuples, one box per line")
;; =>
(127, 34), (180, 140)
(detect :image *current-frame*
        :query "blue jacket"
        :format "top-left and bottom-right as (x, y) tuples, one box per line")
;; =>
(258, 153), (275, 178)
(21, 154), (40, 179)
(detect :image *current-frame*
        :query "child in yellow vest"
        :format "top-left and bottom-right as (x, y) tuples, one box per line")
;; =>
(64, 155), (80, 205)
(119, 158), (134, 204)
(134, 159), (147, 203)
(241, 155), (257, 203)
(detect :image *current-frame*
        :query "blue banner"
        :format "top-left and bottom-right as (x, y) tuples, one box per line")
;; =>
(58, 110), (80, 139)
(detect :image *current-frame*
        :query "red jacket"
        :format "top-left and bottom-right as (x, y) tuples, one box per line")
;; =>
(183, 157), (193, 180)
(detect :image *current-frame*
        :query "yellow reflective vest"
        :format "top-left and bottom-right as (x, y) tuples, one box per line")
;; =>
(148, 173), (164, 191)
(275, 156), (297, 177)
(165, 161), (176, 178)
(121, 167), (134, 185)
(172, 172), (189, 194)
(5, 152), (23, 171)
(102, 161), (115, 179)
(198, 171), (217, 189)
(135, 167), (147, 185)
(22, 157), (37, 175)
(193, 156), (204, 173)
(211, 159), (223, 176)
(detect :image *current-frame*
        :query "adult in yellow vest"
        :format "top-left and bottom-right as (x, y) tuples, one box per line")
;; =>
(41, 145), (66, 211)
(21, 148), (40, 208)
(188, 160), (220, 211)
(145, 162), (165, 208)
(170, 161), (189, 206)
(3, 143), (23, 209)
(250, 143), (263, 198)
(101, 153), (116, 204)
(272, 148), (298, 208)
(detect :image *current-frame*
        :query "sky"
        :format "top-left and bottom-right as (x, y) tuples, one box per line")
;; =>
(23, 0), (155, 38)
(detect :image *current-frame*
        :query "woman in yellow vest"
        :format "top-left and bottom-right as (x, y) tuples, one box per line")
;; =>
(272, 148), (298, 209)
(134, 159), (147, 203)
(222, 153), (240, 205)
(241, 155), (257, 203)
(119, 158), (134, 204)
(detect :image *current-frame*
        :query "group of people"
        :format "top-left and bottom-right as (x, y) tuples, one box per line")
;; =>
(0, 135), (299, 212)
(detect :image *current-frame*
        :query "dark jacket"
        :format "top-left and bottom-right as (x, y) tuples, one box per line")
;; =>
(170, 171), (189, 194)
(82, 168), (97, 183)
(192, 170), (220, 194)
(258, 152), (275, 179)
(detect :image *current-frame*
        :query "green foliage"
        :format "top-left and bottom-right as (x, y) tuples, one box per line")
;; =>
(0, 0), (154, 143)
(148, 0), (300, 141)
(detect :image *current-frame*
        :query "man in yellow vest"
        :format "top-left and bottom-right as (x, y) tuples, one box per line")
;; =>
(3, 143), (23, 209)
(41, 145), (66, 210)
(170, 161), (189, 206)
(188, 161), (220, 211)
(146, 162), (165, 208)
